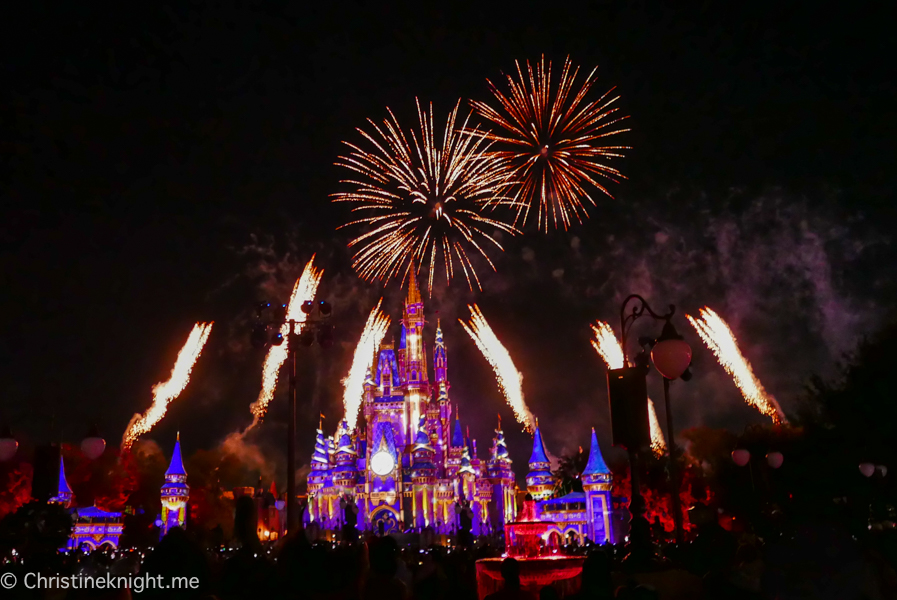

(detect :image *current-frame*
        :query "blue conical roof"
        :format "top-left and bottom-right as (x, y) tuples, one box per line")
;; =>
(57, 455), (72, 495)
(399, 324), (407, 350)
(452, 417), (464, 447)
(414, 416), (430, 446)
(493, 421), (509, 460)
(312, 428), (329, 464)
(582, 428), (611, 476)
(165, 434), (187, 477)
(528, 422), (550, 466)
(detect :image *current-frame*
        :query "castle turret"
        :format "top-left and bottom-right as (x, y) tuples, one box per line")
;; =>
(49, 454), (73, 507)
(487, 416), (516, 527)
(525, 420), (553, 500)
(333, 420), (359, 493)
(160, 433), (189, 536)
(582, 428), (614, 544)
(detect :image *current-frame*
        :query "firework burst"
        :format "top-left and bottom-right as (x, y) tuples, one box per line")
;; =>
(471, 55), (630, 231)
(341, 300), (391, 432)
(122, 322), (214, 450)
(333, 99), (519, 293)
(460, 305), (535, 432)
(687, 308), (788, 425)
(246, 257), (324, 432)
(590, 321), (666, 456)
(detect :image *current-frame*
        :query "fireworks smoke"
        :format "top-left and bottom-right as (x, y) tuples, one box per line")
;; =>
(590, 321), (666, 455)
(460, 304), (535, 432)
(122, 322), (214, 450)
(246, 256), (324, 432)
(333, 98), (519, 292)
(342, 300), (391, 432)
(471, 55), (630, 231)
(687, 307), (788, 424)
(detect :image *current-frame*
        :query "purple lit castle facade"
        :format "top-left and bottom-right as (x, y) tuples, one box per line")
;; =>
(305, 277), (614, 543)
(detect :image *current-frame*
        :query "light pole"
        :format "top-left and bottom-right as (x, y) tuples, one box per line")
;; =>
(252, 299), (333, 533)
(608, 295), (692, 545)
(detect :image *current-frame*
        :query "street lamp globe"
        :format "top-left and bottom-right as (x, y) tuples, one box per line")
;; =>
(651, 321), (692, 380)
(0, 426), (17, 462)
(732, 449), (751, 467)
(81, 424), (106, 460)
(766, 451), (784, 469)
(859, 463), (876, 478)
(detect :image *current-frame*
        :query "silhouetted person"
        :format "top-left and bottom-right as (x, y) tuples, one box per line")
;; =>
(485, 558), (536, 600)
(363, 535), (408, 600)
(574, 549), (614, 599)
(140, 527), (209, 600)
(539, 585), (560, 600)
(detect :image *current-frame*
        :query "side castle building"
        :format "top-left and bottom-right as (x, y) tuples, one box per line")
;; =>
(305, 277), (615, 544)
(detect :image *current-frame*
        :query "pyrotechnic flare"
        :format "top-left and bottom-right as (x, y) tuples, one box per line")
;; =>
(459, 305), (535, 432)
(471, 55), (631, 231)
(122, 322), (214, 450)
(589, 321), (666, 456)
(247, 256), (324, 431)
(341, 300), (391, 432)
(687, 308), (788, 425)
(333, 98), (519, 293)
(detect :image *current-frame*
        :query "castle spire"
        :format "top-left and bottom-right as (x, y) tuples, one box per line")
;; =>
(406, 263), (422, 305)
(528, 420), (549, 467)
(51, 454), (73, 505)
(165, 433), (187, 477)
(582, 428), (611, 478)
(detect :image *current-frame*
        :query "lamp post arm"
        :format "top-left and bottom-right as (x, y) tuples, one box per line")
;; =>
(619, 295), (676, 364)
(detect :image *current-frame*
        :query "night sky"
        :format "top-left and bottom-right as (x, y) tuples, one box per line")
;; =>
(3, 2), (895, 484)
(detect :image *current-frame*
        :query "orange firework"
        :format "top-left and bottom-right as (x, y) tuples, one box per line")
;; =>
(460, 305), (535, 432)
(333, 99), (519, 293)
(342, 300), (391, 432)
(247, 257), (324, 431)
(122, 322), (214, 450)
(687, 308), (788, 425)
(590, 321), (666, 456)
(471, 56), (631, 231)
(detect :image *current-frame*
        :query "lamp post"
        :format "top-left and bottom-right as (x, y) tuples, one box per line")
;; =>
(609, 295), (692, 545)
(252, 299), (333, 534)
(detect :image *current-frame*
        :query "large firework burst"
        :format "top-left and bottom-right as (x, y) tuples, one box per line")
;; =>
(471, 56), (631, 231)
(333, 99), (518, 293)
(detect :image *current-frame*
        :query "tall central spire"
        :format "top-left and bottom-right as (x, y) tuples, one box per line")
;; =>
(406, 263), (422, 306)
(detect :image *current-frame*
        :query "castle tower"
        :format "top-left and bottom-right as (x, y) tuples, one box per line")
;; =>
(333, 420), (359, 495)
(525, 420), (553, 500)
(411, 416), (437, 528)
(432, 319), (452, 462)
(487, 416), (516, 527)
(401, 269), (429, 443)
(49, 454), (73, 508)
(307, 422), (332, 523)
(160, 433), (189, 536)
(582, 428), (614, 544)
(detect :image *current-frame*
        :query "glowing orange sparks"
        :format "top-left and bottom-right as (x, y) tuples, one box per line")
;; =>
(333, 98), (519, 293)
(460, 305), (534, 432)
(590, 321), (666, 456)
(687, 308), (788, 425)
(247, 256), (324, 431)
(342, 300), (391, 432)
(122, 322), (214, 450)
(471, 55), (631, 231)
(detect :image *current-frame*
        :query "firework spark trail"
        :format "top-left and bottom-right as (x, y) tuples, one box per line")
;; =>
(122, 322), (214, 450)
(471, 55), (631, 231)
(460, 305), (535, 432)
(245, 257), (324, 433)
(333, 98), (521, 293)
(341, 300), (391, 432)
(590, 321), (667, 456)
(686, 308), (788, 425)
(647, 399), (666, 458)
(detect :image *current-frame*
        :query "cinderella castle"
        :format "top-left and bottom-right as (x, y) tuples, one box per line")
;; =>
(305, 276), (616, 544)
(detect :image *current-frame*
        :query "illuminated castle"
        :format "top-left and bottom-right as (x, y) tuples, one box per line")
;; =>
(305, 277), (613, 543)
(50, 454), (125, 551)
(160, 433), (189, 536)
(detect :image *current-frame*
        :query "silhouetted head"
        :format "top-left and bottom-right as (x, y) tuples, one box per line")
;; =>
(500, 557), (521, 589)
(368, 535), (399, 577)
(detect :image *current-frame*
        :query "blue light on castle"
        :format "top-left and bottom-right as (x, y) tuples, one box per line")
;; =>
(305, 276), (615, 543)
